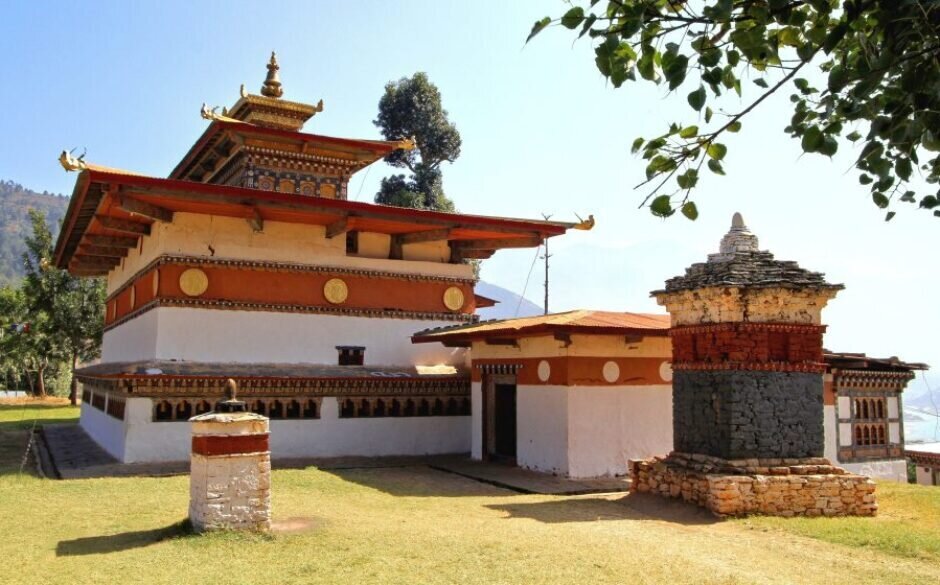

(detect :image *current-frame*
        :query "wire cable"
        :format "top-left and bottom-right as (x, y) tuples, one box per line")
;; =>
(514, 244), (542, 318)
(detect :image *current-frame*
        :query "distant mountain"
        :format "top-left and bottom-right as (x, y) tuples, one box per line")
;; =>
(0, 181), (69, 286)
(474, 281), (543, 321)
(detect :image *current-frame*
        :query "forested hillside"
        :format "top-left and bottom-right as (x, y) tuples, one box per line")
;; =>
(0, 181), (69, 285)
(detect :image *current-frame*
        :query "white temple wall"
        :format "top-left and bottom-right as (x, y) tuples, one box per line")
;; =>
(101, 308), (160, 362)
(823, 404), (838, 462)
(117, 396), (470, 463)
(103, 307), (467, 366)
(566, 384), (673, 478)
(915, 465), (937, 486)
(516, 385), (569, 476)
(79, 402), (126, 461)
(106, 213), (472, 294)
(840, 459), (908, 483)
(471, 381), (483, 460)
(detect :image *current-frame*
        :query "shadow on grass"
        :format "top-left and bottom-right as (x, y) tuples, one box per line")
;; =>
(487, 492), (720, 526)
(322, 465), (507, 498)
(56, 520), (194, 556)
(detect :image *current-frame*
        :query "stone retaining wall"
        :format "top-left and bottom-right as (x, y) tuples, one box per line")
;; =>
(631, 452), (876, 517)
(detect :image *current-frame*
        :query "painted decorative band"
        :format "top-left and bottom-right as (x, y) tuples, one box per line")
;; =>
(669, 322), (827, 335)
(671, 361), (827, 373)
(475, 363), (523, 375)
(109, 253), (476, 304)
(192, 433), (270, 456)
(103, 297), (477, 333)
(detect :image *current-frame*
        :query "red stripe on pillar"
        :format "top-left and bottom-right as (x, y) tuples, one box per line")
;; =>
(192, 433), (269, 456)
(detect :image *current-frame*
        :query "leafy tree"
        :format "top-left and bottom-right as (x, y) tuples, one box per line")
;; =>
(374, 72), (461, 211)
(0, 285), (31, 392)
(20, 210), (104, 400)
(528, 1), (940, 221)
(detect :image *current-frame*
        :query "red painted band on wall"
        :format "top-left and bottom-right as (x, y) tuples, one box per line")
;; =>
(192, 433), (270, 456)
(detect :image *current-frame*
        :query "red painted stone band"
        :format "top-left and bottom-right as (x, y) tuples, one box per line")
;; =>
(672, 361), (827, 373)
(669, 322), (827, 335)
(192, 433), (270, 456)
(671, 323), (824, 365)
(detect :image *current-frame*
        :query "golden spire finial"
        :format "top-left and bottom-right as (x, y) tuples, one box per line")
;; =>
(261, 51), (284, 98)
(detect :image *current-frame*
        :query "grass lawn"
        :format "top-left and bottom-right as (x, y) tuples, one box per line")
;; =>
(1, 401), (939, 585)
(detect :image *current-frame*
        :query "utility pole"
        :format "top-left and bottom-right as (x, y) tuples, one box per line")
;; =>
(540, 213), (552, 315)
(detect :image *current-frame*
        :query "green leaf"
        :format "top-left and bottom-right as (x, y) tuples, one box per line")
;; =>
(681, 201), (699, 220)
(846, 131), (862, 142)
(872, 192), (889, 209)
(707, 159), (726, 175)
(560, 7), (585, 29)
(801, 126), (823, 152)
(754, 78), (769, 88)
(706, 143), (727, 160)
(526, 17), (551, 44)
(679, 126), (699, 139)
(631, 137), (645, 154)
(819, 136), (838, 157)
(778, 27), (801, 47)
(687, 86), (707, 111)
(727, 121), (742, 133)
(704, 107), (713, 123)
(859, 174), (873, 185)
(677, 169), (699, 189)
(885, 211), (896, 222)
(650, 195), (674, 217)
(895, 158), (913, 182)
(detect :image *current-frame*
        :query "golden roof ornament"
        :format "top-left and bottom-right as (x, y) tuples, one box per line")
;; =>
(59, 148), (87, 172)
(200, 103), (241, 124)
(261, 51), (284, 98)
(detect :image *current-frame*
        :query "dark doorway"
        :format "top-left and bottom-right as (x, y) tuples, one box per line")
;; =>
(493, 383), (517, 459)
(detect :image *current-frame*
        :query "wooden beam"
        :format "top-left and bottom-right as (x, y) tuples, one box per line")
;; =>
(70, 269), (109, 277)
(484, 338), (518, 347)
(396, 228), (451, 245)
(71, 256), (120, 270)
(95, 216), (151, 236)
(118, 196), (174, 223)
(389, 236), (403, 260)
(85, 235), (138, 248)
(451, 235), (543, 250)
(325, 216), (351, 239)
(78, 245), (128, 259)
(248, 208), (264, 232)
(455, 249), (495, 260)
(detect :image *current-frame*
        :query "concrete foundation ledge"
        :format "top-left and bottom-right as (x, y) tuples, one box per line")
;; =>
(630, 452), (877, 518)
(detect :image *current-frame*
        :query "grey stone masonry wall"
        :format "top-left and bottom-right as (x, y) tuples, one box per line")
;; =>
(673, 370), (824, 459)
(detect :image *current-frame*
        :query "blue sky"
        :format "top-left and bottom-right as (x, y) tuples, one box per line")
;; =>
(1, 1), (937, 406)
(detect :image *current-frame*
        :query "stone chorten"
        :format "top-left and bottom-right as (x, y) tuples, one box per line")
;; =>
(632, 214), (876, 517)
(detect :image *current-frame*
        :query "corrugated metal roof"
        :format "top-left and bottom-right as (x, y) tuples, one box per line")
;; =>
(412, 310), (670, 343)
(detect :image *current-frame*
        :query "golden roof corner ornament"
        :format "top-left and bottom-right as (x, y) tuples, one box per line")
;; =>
(58, 148), (87, 172)
(396, 136), (417, 151)
(261, 51), (284, 99)
(240, 83), (248, 98)
(314, 99), (324, 113)
(201, 103), (241, 124)
(573, 213), (596, 230)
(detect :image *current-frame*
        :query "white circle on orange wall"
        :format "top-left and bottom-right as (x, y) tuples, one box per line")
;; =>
(537, 360), (551, 382)
(659, 361), (674, 382)
(602, 361), (620, 383)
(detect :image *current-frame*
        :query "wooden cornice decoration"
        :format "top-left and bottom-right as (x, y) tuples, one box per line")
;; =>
(451, 235), (543, 250)
(96, 216), (151, 236)
(325, 216), (351, 239)
(396, 228), (451, 245)
(118, 196), (174, 223)
(78, 245), (128, 259)
(85, 234), (139, 248)
(72, 256), (121, 270)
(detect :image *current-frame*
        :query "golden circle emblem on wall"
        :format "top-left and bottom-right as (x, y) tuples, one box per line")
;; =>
(323, 278), (349, 304)
(443, 287), (465, 311)
(179, 268), (209, 297)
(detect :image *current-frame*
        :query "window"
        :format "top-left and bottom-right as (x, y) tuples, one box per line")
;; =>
(337, 346), (365, 366)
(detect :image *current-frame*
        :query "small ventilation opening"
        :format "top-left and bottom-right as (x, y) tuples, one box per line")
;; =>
(337, 346), (365, 366)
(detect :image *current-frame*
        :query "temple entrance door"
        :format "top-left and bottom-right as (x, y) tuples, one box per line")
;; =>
(483, 373), (517, 462)
(493, 383), (517, 459)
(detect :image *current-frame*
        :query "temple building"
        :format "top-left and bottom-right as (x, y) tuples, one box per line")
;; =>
(55, 54), (587, 463)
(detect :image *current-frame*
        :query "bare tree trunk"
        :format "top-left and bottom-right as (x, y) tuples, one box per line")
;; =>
(23, 366), (35, 395)
(69, 353), (78, 406)
(35, 365), (46, 398)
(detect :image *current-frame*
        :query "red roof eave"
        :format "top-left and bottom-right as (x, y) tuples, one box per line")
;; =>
(412, 322), (671, 345)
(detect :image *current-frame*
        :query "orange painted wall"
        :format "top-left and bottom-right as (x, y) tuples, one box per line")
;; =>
(106, 262), (475, 325)
(470, 356), (668, 386)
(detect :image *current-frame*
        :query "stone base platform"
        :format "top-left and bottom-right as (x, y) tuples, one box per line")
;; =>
(630, 452), (877, 517)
